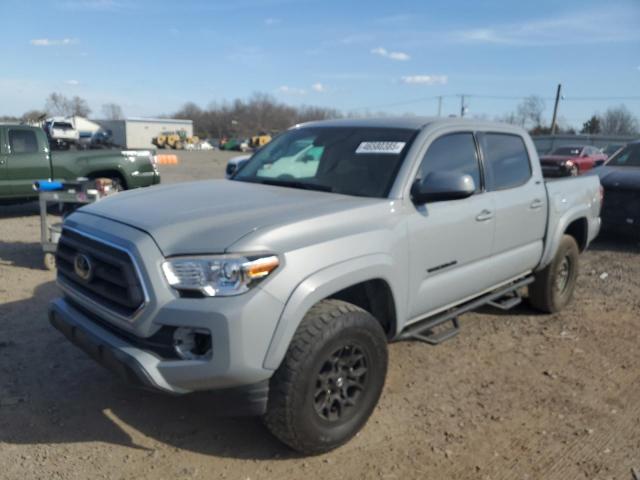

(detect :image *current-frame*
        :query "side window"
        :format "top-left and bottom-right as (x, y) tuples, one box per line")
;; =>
(418, 133), (481, 191)
(9, 130), (39, 154)
(481, 133), (531, 191)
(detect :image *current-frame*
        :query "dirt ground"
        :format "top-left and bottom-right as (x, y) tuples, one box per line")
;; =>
(1, 150), (639, 480)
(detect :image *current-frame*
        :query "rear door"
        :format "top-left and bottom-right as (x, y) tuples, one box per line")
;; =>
(407, 132), (496, 319)
(478, 132), (547, 281)
(0, 128), (9, 194)
(6, 127), (50, 197)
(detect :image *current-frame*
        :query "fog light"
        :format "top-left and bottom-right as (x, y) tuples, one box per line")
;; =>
(173, 327), (212, 360)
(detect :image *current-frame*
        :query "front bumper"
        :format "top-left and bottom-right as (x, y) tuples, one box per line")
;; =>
(49, 298), (271, 415)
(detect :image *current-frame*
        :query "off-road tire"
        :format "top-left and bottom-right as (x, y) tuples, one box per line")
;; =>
(528, 234), (580, 313)
(264, 299), (388, 454)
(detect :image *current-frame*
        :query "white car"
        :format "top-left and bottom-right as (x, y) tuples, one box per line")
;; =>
(45, 117), (79, 144)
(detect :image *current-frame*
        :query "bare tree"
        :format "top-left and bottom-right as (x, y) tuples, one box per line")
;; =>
(173, 93), (342, 138)
(44, 92), (91, 117)
(45, 92), (70, 116)
(516, 95), (546, 128)
(69, 96), (91, 117)
(496, 112), (520, 125)
(600, 105), (639, 135)
(581, 115), (601, 134)
(101, 103), (124, 120)
(21, 110), (47, 124)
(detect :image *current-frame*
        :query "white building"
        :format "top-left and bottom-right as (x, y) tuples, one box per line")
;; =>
(96, 117), (193, 149)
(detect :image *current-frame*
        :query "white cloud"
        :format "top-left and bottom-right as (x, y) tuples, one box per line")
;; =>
(30, 38), (78, 47)
(277, 85), (306, 95)
(58, 0), (125, 11)
(65, 79), (80, 86)
(401, 75), (448, 85)
(371, 47), (410, 61)
(340, 34), (374, 45)
(452, 9), (640, 46)
(264, 17), (281, 26)
(374, 14), (412, 25)
(311, 82), (326, 93)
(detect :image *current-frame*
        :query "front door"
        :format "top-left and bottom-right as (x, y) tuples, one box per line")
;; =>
(6, 127), (50, 197)
(407, 132), (496, 321)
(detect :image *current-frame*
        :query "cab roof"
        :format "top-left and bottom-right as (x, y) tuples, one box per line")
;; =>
(294, 116), (517, 132)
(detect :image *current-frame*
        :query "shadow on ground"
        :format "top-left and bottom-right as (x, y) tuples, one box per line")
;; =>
(0, 241), (46, 270)
(0, 202), (40, 218)
(590, 232), (640, 254)
(0, 282), (296, 461)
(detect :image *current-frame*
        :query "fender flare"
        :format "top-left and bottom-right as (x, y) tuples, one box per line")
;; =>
(262, 253), (402, 370)
(538, 206), (589, 270)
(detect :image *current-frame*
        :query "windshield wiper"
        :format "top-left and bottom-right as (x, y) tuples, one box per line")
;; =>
(257, 178), (333, 192)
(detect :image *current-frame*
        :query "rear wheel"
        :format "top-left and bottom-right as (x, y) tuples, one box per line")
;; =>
(528, 234), (580, 313)
(108, 176), (124, 192)
(264, 299), (388, 454)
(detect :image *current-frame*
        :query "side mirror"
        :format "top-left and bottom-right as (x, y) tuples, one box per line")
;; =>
(411, 172), (476, 204)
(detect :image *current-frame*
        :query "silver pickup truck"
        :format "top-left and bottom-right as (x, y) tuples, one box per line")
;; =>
(49, 117), (601, 454)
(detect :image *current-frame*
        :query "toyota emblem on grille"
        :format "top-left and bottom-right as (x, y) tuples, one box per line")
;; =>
(74, 253), (94, 282)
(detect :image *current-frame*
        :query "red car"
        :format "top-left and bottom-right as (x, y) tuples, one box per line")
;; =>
(540, 145), (608, 177)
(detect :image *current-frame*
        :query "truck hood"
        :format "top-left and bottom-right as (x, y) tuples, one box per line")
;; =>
(79, 179), (384, 255)
(593, 166), (640, 190)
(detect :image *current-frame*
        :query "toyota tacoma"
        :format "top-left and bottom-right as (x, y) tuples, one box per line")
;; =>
(49, 117), (601, 454)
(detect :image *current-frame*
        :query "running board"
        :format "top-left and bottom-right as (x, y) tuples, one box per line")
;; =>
(487, 293), (522, 311)
(398, 276), (534, 345)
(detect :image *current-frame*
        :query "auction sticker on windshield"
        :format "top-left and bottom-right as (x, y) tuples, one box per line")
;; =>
(356, 141), (406, 154)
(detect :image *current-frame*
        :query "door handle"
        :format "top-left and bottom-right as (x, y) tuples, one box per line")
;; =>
(530, 199), (544, 209)
(476, 209), (494, 222)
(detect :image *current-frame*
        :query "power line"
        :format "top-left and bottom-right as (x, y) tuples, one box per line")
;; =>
(350, 93), (640, 114)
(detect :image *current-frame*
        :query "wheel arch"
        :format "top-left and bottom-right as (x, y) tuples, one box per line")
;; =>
(86, 169), (128, 189)
(262, 254), (403, 370)
(538, 207), (592, 271)
(564, 217), (588, 252)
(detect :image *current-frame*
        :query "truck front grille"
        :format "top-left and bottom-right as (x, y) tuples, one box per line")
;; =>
(56, 229), (145, 317)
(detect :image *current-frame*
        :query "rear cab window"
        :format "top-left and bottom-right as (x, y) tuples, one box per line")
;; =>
(479, 133), (531, 191)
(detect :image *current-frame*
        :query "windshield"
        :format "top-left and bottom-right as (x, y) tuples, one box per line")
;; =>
(603, 144), (623, 155)
(233, 126), (417, 198)
(551, 146), (582, 156)
(607, 143), (640, 167)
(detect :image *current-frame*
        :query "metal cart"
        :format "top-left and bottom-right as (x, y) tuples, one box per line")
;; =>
(38, 183), (108, 270)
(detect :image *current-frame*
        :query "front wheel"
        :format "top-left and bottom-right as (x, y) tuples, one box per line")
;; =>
(264, 299), (388, 454)
(528, 234), (580, 313)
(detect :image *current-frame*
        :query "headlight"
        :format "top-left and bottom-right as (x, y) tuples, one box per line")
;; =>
(161, 255), (279, 297)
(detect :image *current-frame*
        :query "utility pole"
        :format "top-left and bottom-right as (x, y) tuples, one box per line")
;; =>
(437, 96), (442, 117)
(550, 84), (562, 135)
(460, 95), (466, 117)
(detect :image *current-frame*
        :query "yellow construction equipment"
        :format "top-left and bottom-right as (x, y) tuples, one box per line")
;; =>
(153, 130), (199, 150)
(250, 133), (272, 149)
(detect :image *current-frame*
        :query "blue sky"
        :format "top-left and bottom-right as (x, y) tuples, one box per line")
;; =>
(3, 0), (640, 128)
